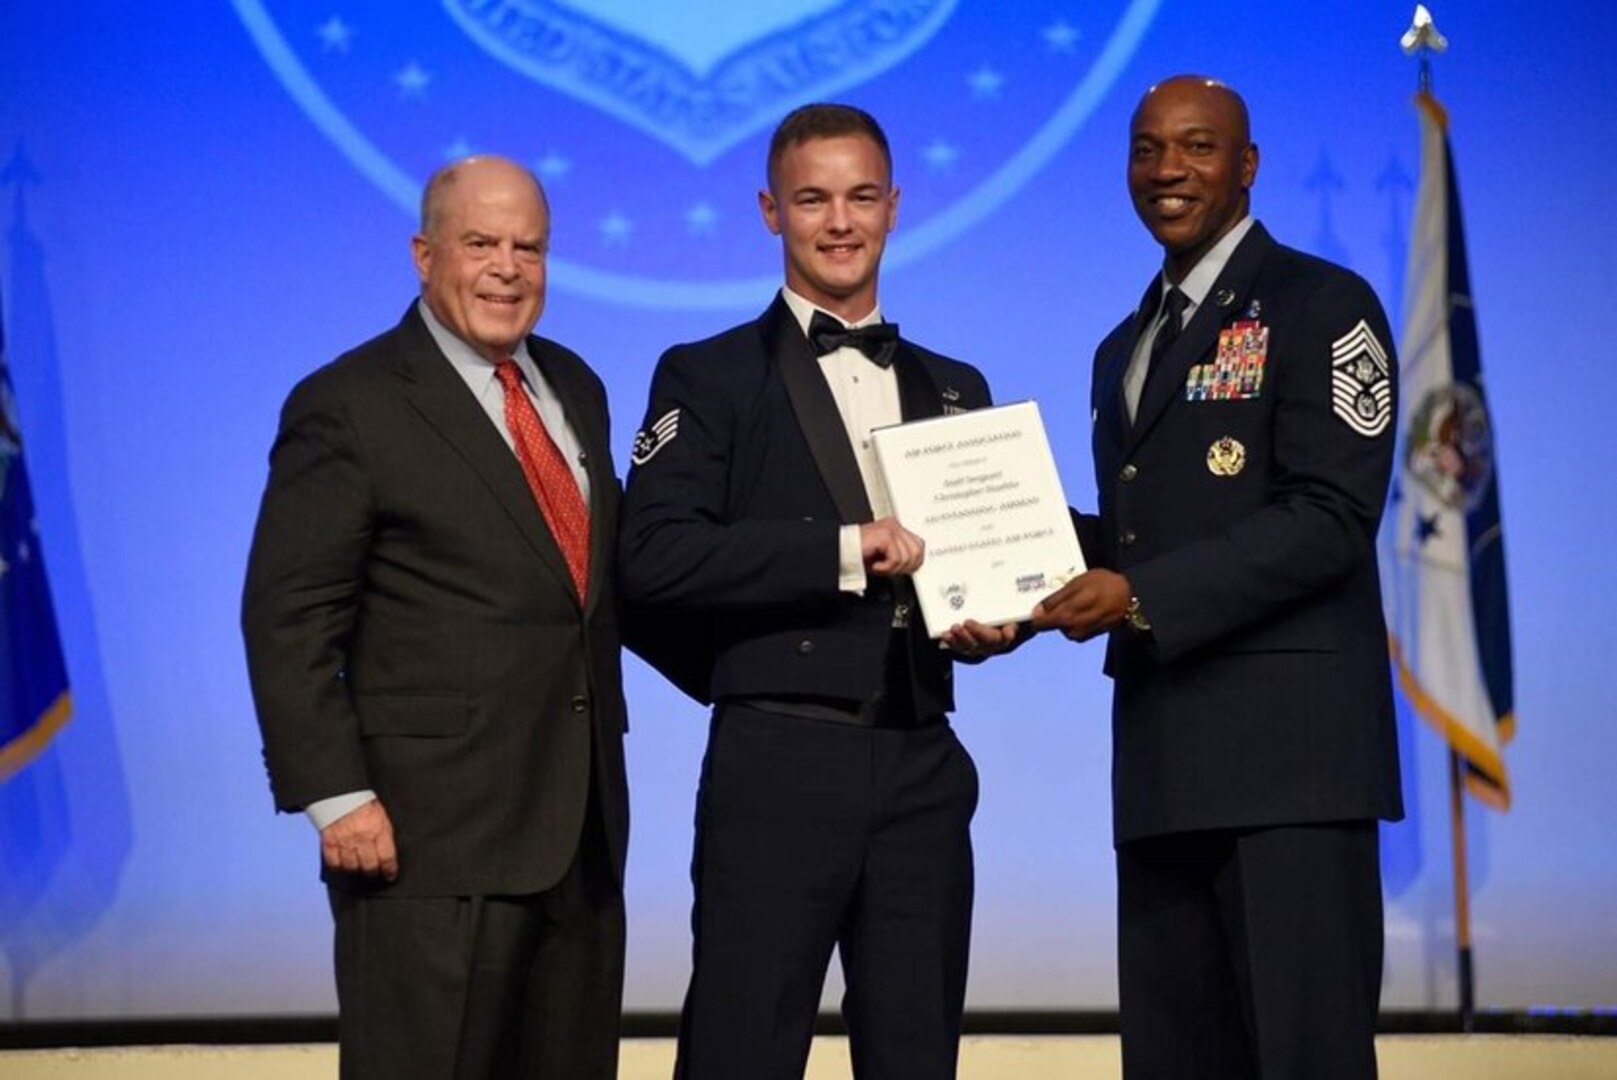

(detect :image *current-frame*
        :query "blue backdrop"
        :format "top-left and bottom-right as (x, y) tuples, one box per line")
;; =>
(1, 1), (1613, 1017)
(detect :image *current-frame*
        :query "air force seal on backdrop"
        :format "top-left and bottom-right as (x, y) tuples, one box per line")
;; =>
(233, 0), (1159, 308)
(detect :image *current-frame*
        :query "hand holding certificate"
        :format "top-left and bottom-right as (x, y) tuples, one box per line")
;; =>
(871, 401), (1084, 636)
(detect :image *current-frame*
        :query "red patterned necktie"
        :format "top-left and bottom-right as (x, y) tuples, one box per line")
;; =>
(495, 359), (590, 602)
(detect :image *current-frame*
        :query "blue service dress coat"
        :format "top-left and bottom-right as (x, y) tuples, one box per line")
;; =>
(1088, 223), (1404, 844)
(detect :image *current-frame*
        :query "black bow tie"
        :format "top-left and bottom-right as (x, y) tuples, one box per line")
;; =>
(808, 310), (899, 368)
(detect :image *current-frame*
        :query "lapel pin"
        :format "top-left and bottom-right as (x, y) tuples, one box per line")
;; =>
(1215, 287), (1237, 308)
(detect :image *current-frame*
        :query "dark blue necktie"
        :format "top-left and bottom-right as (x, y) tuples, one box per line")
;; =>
(1141, 286), (1190, 400)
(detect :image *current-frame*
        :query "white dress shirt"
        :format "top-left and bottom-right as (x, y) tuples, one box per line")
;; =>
(779, 287), (901, 595)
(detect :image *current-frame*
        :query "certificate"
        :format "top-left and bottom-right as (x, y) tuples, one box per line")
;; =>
(871, 400), (1085, 636)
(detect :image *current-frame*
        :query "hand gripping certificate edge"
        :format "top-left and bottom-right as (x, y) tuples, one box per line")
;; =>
(870, 400), (1086, 637)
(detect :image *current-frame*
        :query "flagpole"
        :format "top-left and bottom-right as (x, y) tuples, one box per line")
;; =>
(1447, 749), (1475, 1031)
(1400, 3), (1476, 1034)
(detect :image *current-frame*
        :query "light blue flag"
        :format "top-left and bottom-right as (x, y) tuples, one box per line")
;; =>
(1380, 89), (1514, 809)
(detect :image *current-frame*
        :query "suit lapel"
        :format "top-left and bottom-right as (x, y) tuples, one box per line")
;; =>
(765, 297), (875, 525)
(391, 308), (579, 606)
(1128, 224), (1275, 447)
(893, 344), (944, 423)
(1097, 278), (1161, 450)
(1095, 333), (1134, 452)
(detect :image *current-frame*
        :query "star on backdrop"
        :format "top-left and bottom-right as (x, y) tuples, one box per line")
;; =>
(1042, 19), (1081, 52)
(922, 139), (961, 171)
(968, 65), (1005, 100)
(599, 211), (633, 247)
(316, 15), (354, 52)
(394, 62), (431, 99)
(535, 152), (573, 182)
(685, 202), (719, 237)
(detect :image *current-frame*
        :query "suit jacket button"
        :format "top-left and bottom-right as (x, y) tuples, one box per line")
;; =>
(570, 695), (588, 713)
(1119, 529), (1137, 548)
(1119, 463), (1138, 482)
(797, 639), (815, 655)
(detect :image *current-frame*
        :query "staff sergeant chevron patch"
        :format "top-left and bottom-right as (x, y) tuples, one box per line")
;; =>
(631, 408), (680, 466)
(1330, 320), (1392, 437)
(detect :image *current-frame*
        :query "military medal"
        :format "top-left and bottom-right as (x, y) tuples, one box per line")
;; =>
(1187, 318), (1270, 403)
(1206, 436), (1246, 476)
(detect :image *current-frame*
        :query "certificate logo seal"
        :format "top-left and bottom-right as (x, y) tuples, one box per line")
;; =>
(233, 0), (1160, 308)
(1014, 571), (1048, 594)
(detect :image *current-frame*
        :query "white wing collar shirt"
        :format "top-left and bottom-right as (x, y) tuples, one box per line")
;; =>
(780, 285), (899, 595)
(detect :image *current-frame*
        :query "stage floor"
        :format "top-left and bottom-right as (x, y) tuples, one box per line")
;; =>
(1, 1034), (1614, 1079)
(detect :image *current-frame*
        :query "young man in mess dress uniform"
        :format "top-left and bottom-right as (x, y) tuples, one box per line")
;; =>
(619, 104), (1016, 1080)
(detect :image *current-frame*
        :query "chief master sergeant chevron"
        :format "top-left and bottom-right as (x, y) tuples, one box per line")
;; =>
(1032, 76), (1404, 1079)
(619, 103), (1016, 1079)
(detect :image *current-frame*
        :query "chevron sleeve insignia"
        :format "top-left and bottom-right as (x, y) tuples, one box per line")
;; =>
(1330, 319), (1393, 437)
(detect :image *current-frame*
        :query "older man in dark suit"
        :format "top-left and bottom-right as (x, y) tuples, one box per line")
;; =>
(620, 103), (1014, 1080)
(1034, 77), (1403, 1079)
(243, 156), (628, 1079)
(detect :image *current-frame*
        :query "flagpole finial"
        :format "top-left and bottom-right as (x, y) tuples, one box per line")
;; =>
(1400, 5), (1449, 92)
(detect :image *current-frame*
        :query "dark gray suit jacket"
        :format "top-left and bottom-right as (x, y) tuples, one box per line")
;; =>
(243, 305), (628, 897)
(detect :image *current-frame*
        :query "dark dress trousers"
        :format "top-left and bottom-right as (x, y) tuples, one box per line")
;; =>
(1087, 224), (1403, 1080)
(620, 296), (991, 1080)
(242, 305), (629, 1079)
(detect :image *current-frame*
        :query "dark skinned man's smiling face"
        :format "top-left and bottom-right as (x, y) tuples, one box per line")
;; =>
(1127, 76), (1259, 283)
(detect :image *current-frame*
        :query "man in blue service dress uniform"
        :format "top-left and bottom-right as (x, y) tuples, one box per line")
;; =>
(1033, 77), (1404, 1079)
(619, 104), (1015, 1080)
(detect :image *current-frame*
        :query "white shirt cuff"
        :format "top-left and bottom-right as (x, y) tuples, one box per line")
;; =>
(305, 790), (377, 831)
(838, 524), (867, 594)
